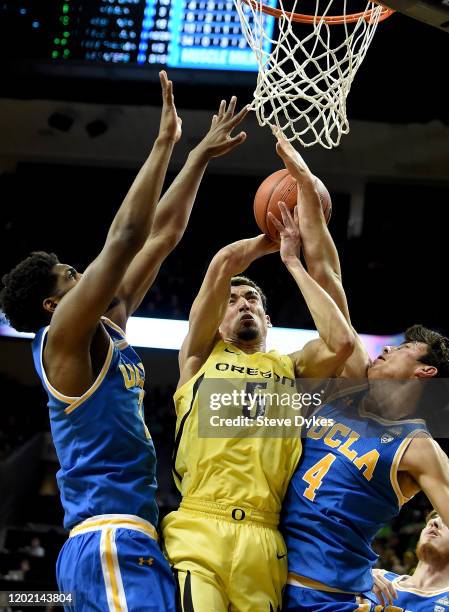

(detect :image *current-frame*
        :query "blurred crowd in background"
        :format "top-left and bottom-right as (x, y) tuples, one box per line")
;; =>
(1, 165), (449, 337)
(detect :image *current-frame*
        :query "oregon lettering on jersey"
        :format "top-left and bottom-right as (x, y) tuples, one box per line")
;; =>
(214, 361), (296, 386)
(172, 339), (302, 513)
(32, 317), (158, 529)
(281, 390), (428, 593)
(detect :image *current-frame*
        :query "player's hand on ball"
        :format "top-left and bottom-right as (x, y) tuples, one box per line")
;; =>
(158, 70), (182, 143)
(196, 97), (249, 160)
(371, 569), (398, 607)
(268, 203), (301, 265)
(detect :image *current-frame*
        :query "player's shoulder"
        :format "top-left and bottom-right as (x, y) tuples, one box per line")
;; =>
(267, 347), (290, 360)
(381, 570), (401, 583)
(32, 325), (48, 349)
(400, 432), (441, 470)
(404, 431), (438, 454)
(266, 348), (296, 371)
(374, 569), (408, 586)
(176, 338), (226, 395)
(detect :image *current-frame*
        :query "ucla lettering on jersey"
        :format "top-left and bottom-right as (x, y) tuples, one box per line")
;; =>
(368, 571), (449, 611)
(281, 389), (428, 593)
(32, 317), (158, 529)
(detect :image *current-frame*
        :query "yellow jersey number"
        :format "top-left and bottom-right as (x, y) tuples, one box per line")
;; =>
(302, 453), (336, 501)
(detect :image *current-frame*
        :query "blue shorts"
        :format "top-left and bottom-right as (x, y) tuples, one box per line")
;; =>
(283, 583), (363, 611)
(56, 514), (176, 612)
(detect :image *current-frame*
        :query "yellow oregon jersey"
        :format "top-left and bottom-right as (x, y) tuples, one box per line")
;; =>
(172, 339), (302, 514)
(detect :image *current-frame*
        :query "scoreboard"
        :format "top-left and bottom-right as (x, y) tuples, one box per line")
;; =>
(0, 0), (277, 73)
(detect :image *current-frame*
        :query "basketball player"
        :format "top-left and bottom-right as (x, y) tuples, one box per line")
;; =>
(366, 510), (449, 611)
(273, 133), (449, 611)
(0, 74), (249, 611)
(162, 195), (356, 610)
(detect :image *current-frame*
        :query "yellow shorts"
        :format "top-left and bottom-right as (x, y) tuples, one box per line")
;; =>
(161, 498), (287, 612)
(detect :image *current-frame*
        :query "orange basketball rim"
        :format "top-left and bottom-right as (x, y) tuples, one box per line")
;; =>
(241, 0), (395, 24)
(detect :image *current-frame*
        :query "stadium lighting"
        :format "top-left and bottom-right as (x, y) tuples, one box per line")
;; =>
(0, 316), (403, 359)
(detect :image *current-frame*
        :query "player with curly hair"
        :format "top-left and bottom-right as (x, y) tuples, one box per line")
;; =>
(0, 75), (249, 611)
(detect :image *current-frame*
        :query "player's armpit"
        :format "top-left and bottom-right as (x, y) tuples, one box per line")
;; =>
(400, 435), (449, 526)
(104, 299), (128, 333)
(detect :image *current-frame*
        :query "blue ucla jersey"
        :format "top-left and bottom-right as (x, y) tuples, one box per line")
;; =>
(281, 388), (428, 593)
(370, 571), (449, 611)
(32, 317), (158, 530)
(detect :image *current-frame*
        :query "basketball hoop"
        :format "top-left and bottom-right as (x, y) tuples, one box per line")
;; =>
(234, 1), (395, 149)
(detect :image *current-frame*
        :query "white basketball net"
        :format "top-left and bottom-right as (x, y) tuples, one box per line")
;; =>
(234, 0), (387, 149)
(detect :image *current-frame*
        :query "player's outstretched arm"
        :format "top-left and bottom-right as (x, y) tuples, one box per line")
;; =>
(110, 97), (249, 325)
(269, 203), (354, 378)
(47, 72), (177, 349)
(400, 435), (449, 529)
(178, 235), (278, 387)
(275, 132), (370, 378)
(275, 132), (348, 317)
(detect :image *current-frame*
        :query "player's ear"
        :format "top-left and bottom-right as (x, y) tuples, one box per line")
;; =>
(43, 297), (59, 314)
(266, 314), (272, 328)
(415, 364), (437, 379)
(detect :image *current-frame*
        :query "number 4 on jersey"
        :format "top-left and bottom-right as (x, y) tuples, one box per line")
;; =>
(302, 453), (336, 501)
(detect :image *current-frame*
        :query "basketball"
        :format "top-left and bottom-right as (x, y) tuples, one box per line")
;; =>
(253, 169), (332, 240)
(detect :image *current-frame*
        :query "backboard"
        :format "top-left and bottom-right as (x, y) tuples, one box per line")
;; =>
(380, 0), (449, 31)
